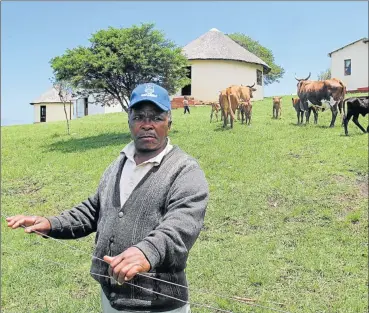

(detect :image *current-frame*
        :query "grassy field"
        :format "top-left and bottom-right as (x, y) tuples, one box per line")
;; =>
(1, 94), (368, 313)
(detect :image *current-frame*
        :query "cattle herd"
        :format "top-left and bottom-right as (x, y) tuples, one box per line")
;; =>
(209, 72), (369, 136)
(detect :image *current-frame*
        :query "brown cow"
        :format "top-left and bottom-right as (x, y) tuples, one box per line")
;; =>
(240, 100), (252, 125)
(292, 97), (322, 125)
(272, 96), (283, 119)
(220, 83), (257, 128)
(295, 72), (346, 127)
(210, 102), (222, 123)
(219, 89), (235, 128)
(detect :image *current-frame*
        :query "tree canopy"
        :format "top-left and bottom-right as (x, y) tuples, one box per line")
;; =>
(227, 33), (285, 86)
(317, 68), (331, 81)
(50, 23), (190, 112)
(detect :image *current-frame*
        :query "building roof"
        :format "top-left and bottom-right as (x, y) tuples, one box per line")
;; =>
(328, 37), (368, 57)
(30, 86), (74, 105)
(182, 28), (271, 74)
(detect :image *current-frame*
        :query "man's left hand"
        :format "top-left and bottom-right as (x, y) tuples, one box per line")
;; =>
(103, 247), (151, 284)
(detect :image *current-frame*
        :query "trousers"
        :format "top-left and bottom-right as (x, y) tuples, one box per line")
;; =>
(101, 289), (191, 313)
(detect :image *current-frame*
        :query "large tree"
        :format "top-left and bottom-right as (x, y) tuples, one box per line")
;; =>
(227, 33), (285, 86)
(50, 23), (190, 112)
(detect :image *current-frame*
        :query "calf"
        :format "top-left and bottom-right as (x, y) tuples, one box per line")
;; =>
(342, 96), (369, 135)
(240, 101), (252, 125)
(292, 97), (321, 125)
(210, 102), (222, 122)
(272, 96), (283, 119)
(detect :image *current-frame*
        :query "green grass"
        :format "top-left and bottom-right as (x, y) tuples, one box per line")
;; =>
(1, 94), (368, 313)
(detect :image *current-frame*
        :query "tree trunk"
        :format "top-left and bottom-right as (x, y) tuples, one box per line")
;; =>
(63, 103), (70, 135)
(118, 97), (129, 113)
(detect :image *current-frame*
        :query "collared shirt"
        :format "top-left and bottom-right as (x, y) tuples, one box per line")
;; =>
(119, 138), (173, 208)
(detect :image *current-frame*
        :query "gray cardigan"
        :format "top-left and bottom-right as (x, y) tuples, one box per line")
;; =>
(47, 145), (209, 312)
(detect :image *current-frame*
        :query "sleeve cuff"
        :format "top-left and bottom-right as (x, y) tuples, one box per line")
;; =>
(134, 240), (161, 270)
(47, 216), (62, 236)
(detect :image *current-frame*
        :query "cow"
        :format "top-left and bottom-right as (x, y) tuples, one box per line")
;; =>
(292, 97), (323, 125)
(295, 72), (346, 127)
(240, 100), (252, 125)
(210, 102), (222, 123)
(272, 96), (283, 119)
(220, 83), (257, 128)
(342, 96), (369, 135)
(219, 89), (235, 128)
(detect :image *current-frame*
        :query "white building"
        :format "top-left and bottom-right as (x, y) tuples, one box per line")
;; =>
(30, 87), (123, 123)
(177, 28), (271, 102)
(74, 94), (123, 119)
(328, 38), (368, 92)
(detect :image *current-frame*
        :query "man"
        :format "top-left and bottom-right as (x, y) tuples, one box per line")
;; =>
(183, 96), (190, 114)
(6, 83), (209, 313)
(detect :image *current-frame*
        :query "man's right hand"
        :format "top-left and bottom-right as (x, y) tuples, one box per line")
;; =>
(6, 215), (51, 236)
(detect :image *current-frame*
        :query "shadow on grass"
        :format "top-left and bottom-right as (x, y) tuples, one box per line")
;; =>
(45, 132), (132, 153)
(315, 125), (335, 129)
(289, 123), (332, 128)
(289, 122), (307, 127)
(213, 124), (232, 131)
(338, 132), (368, 137)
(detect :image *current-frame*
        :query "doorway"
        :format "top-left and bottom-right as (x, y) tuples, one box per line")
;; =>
(40, 105), (46, 122)
(181, 66), (192, 96)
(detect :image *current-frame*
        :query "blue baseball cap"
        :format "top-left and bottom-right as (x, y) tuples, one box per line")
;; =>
(129, 83), (171, 111)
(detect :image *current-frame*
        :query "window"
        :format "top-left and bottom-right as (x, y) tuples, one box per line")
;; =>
(344, 59), (351, 76)
(257, 69), (263, 86)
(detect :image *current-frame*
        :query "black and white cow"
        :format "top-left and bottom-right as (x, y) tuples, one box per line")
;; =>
(342, 96), (369, 135)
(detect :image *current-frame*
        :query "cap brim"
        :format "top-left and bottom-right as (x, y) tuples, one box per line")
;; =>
(129, 99), (170, 111)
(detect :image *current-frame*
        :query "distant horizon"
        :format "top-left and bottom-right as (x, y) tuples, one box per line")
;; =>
(2, 1), (368, 126)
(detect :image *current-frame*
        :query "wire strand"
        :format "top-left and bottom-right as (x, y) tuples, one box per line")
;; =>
(2, 213), (292, 313)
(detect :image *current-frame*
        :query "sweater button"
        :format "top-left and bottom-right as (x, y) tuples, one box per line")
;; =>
(118, 212), (124, 218)
(110, 292), (116, 298)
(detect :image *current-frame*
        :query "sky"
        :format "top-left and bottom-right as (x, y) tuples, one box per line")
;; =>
(1, 1), (368, 126)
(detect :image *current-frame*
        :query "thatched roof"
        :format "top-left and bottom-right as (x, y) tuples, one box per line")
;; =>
(182, 28), (271, 73)
(30, 86), (74, 105)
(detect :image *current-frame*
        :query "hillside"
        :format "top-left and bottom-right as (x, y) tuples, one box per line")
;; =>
(1, 95), (368, 313)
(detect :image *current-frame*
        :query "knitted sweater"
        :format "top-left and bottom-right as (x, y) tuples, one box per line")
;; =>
(47, 145), (209, 312)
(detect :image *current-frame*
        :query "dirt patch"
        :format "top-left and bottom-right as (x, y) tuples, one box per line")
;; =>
(3, 179), (43, 196)
(287, 152), (300, 159)
(356, 175), (368, 197)
(268, 197), (279, 208)
(332, 175), (347, 183)
(72, 288), (90, 299)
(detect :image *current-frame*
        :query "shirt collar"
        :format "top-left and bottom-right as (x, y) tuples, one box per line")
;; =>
(121, 137), (173, 166)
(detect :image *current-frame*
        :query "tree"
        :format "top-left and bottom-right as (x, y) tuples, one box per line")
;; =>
(50, 77), (74, 135)
(50, 23), (190, 112)
(227, 33), (285, 86)
(317, 68), (331, 81)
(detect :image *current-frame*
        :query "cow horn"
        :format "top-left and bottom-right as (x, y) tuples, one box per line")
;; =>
(295, 72), (311, 81)
(247, 82), (256, 88)
(294, 73), (301, 81)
